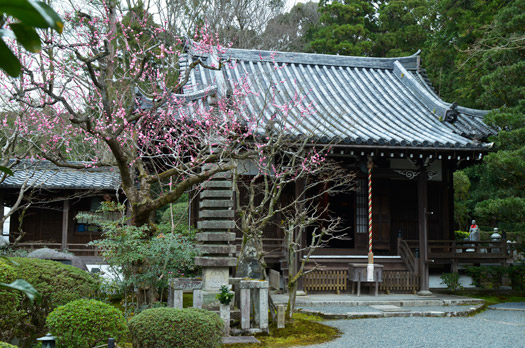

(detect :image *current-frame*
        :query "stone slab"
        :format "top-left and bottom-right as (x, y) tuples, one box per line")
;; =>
(200, 190), (233, 199)
(199, 244), (237, 255)
(370, 305), (410, 312)
(197, 220), (235, 230)
(200, 200), (234, 208)
(170, 278), (202, 290)
(211, 171), (232, 179)
(202, 180), (232, 188)
(195, 256), (237, 267)
(196, 232), (236, 242)
(222, 336), (260, 345)
(240, 280), (269, 289)
(199, 210), (235, 219)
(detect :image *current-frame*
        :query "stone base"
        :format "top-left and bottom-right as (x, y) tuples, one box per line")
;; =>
(202, 267), (229, 290)
(417, 290), (433, 296)
(201, 267), (230, 309)
(201, 290), (222, 310)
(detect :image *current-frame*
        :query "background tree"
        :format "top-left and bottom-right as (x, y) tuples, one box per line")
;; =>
(453, 170), (471, 231)
(461, 0), (525, 235)
(260, 1), (320, 52)
(307, 0), (377, 56)
(422, 0), (508, 104)
(2, 0), (262, 304)
(373, 0), (433, 57)
(159, 0), (285, 49)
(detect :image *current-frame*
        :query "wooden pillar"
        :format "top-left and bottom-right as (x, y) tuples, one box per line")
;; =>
(61, 199), (70, 251)
(446, 161), (456, 239)
(417, 165), (431, 295)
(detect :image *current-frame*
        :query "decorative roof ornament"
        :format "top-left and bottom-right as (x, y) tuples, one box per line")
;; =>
(444, 102), (460, 124)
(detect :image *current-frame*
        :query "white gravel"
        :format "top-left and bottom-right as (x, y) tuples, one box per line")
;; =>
(308, 310), (525, 348)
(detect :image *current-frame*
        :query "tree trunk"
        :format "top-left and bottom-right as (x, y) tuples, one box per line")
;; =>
(286, 281), (297, 320)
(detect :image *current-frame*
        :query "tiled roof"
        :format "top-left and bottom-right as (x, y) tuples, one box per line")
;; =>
(0, 161), (121, 190)
(184, 48), (495, 150)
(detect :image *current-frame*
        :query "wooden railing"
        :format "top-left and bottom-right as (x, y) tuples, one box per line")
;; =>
(304, 269), (347, 294)
(16, 242), (99, 256)
(380, 271), (419, 294)
(404, 239), (509, 263)
(397, 238), (417, 273)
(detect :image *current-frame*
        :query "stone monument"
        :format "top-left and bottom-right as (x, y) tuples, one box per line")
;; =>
(194, 169), (237, 308)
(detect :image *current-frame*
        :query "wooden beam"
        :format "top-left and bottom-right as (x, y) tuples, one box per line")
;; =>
(61, 199), (70, 251)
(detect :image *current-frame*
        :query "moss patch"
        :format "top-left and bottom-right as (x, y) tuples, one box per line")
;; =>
(445, 289), (525, 306)
(225, 313), (340, 348)
(183, 293), (193, 307)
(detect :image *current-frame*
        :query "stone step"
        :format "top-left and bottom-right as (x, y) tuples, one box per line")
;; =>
(200, 200), (234, 208)
(200, 190), (233, 199)
(195, 256), (237, 267)
(199, 210), (235, 219)
(199, 244), (237, 255)
(197, 220), (235, 230)
(222, 336), (260, 345)
(196, 232), (236, 242)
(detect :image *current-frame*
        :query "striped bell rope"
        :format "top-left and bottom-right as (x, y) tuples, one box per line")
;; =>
(368, 160), (373, 255)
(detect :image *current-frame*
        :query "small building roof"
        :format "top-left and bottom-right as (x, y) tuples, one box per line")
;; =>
(184, 48), (495, 151)
(0, 161), (121, 191)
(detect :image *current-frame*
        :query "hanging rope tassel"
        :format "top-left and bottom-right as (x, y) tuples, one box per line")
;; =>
(367, 158), (374, 281)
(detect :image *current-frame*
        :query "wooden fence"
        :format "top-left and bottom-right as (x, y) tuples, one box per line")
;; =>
(303, 270), (347, 294)
(380, 271), (419, 294)
(302, 269), (420, 294)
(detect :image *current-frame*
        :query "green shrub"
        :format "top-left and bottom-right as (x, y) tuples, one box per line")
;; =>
(4, 257), (100, 348)
(466, 265), (506, 289)
(88, 202), (199, 309)
(47, 299), (129, 348)
(508, 264), (525, 291)
(440, 272), (463, 291)
(0, 342), (17, 348)
(454, 230), (470, 240)
(0, 260), (19, 342)
(11, 257), (99, 305)
(128, 307), (223, 348)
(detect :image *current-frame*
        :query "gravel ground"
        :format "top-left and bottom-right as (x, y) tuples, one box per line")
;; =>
(489, 302), (525, 310)
(307, 310), (525, 348)
(298, 305), (472, 314)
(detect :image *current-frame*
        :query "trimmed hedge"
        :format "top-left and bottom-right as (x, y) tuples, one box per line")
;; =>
(128, 307), (223, 348)
(0, 257), (100, 348)
(0, 260), (19, 342)
(47, 299), (129, 348)
(0, 342), (17, 348)
(10, 257), (99, 306)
